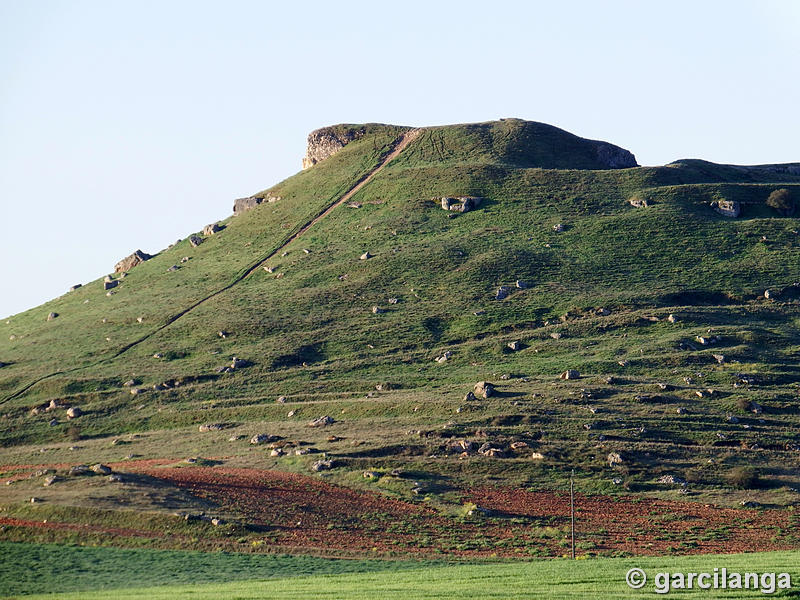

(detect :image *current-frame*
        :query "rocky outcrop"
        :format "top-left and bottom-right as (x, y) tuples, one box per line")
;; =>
(302, 126), (366, 169)
(712, 200), (741, 218)
(593, 141), (638, 169)
(438, 196), (483, 213)
(233, 194), (280, 216)
(114, 250), (152, 273)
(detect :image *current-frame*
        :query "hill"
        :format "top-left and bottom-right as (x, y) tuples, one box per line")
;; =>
(1, 119), (799, 563)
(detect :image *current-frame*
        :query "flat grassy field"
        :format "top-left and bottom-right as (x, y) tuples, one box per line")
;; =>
(4, 544), (797, 599)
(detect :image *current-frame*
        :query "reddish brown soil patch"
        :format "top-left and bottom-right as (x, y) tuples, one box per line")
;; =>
(467, 487), (795, 555)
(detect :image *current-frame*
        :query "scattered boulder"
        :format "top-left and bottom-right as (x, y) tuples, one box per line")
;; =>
(515, 280), (529, 289)
(230, 357), (250, 369)
(250, 433), (278, 445)
(628, 196), (649, 208)
(189, 235), (203, 248)
(103, 280), (118, 290)
(712, 199), (741, 218)
(435, 351), (452, 363)
(372, 306), (384, 314)
(436, 196), (483, 213)
(550, 332), (563, 340)
(667, 314), (677, 323)
(90, 464), (112, 475)
(495, 286), (511, 300)
(233, 196), (264, 215)
(656, 475), (686, 485)
(107, 473), (124, 483)
(553, 223), (565, 232)
(198, 423), (226, 432)
(360, 251), (373, 260)
(66, 407), (82, 419)
(764, 289), (772, 299)
(308, 415), (335, 427)
(362, 470), (380, 479)
(607, 452), (623, 467)
(69, 284), (82, 292)
(47, 312), (58, 321)
(560, 369), (580, 380)
(311, 459), (335, 472)
(203, 223), (222, 236)
(166, 265), (180, 272)
(463, 391), (476, 402)
(474, 381), (494, 399)
(507, 340), (521, 351)
(114, 250), (152, 273)
(43, 475), (58, 487)
(68, 465), (91, 476)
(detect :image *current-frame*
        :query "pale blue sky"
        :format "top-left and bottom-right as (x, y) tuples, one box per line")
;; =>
(1, 0), (799, 318)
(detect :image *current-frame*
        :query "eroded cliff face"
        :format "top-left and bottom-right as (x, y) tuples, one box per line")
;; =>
(592, 140), (638, 169)
(302, 125), (366, 169)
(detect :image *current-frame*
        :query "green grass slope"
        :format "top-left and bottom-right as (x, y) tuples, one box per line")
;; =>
(1, 118), (799, 510)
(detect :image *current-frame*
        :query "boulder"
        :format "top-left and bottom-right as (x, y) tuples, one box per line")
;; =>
(507, 340), (521, 351)
(47, 312), (58, 321)
(233, 196), (264, 215)
(463, 391), (476, 402)
(114, 250), (152, 273)
(189, 235), (203, 248)
(712, 199), (741, 218)
(372, 306), (384, 314)
(515, 280), (529, 289)
(311, 459), (335, 472)
(66, 407), (82, 419)
(495, 286), (511, 300)
(69, 284), (82, 292)
(90, 464), (112, 475)
(203, 223), (222, 235)
(250, 433), (278, 445)
(435, 351), (452, 363)
(103, 280), (118, 290)
(560, 369), (580, 380)
(474, 381), (494, 399)
(628, 196), (649, 208)
(553, 223), (565, 232)
(360, 251), (373, 260)
(198, 423), (225, 432)
(68, 465), (91, 476)
(308, 415), (335, 427)
(607, 452), (623, 467)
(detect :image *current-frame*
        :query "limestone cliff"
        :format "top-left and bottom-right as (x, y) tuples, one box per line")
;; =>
(302, 125), (366, 169)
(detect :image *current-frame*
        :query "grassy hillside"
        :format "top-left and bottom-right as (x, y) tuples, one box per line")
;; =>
(1, 119), (799, 570)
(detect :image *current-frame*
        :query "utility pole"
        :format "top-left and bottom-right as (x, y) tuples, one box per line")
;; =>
(570, 469), (576, 560)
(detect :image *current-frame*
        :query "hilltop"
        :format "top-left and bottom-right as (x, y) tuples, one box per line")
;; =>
(0, 119), (799, 560)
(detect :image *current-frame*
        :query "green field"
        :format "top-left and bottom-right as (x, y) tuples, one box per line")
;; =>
(2, 543), (797, 599)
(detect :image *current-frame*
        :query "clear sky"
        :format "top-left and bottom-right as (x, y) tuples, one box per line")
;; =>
(1, 0), (799, 318)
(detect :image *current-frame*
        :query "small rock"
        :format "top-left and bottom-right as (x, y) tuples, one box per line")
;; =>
(550, 332), (562, 340)
(516, 280), (529, 289)
(180, 256), (190, 263)
(69, 284), (82, 292)
(676, 407), (687, 415)
(507, 340), (521, 351)
(372, 306), (384, 314)
(608, 452), (623, 466)
(360, 252), (373, 260)
(667, 314), (677, 323)
(713, 353), (725, 364)
(270, 448), (284, 457)
(276, 396), (287, 403)
(560, 370), (580, 380)
(107, 474), (123, 483)
(166, 265), (180, 272)
(363, 470), (380, 479)
(47, 312), (58, 321)
(189, 235), (203, 247)
(435, 351), (452, 363)
(308, 415), (335, 427)
(48, 418), (59, 426)
(463, 391), (476, 402)
(553, 223), (565, 232)
(43, 475), (58, 487)
(530, 452), (545, 460)
(388, 297), (399, 304)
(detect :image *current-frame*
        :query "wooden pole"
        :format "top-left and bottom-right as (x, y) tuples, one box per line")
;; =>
(570, 469), (575, 559)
